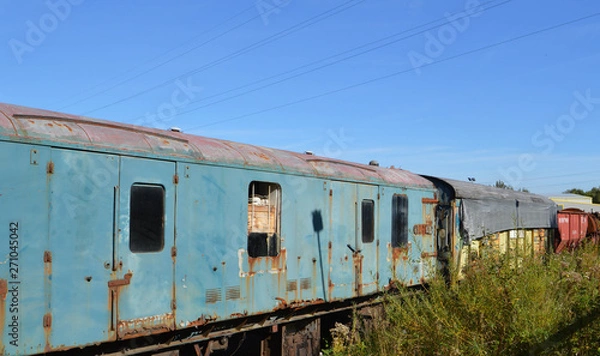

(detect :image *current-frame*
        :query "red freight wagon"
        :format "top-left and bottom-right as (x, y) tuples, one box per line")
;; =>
(555, 209), (589, 253)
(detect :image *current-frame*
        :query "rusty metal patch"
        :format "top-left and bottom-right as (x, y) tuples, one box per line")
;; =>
(117, 313), (175, 339)
(413, 223), (433, 236)
(108, 272), (132, 288)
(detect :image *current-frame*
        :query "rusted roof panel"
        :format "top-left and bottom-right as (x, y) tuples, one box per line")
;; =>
(0, 109), (16, 134)
(13, 117), (89, 143)
(0, 103), (432, 189)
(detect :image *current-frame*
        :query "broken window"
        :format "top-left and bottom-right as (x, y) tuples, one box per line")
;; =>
(392, 194), (409, 247)
(130, 184), (165, 253)
(361, 199), (375, 243)
(247, 181), (281, 257)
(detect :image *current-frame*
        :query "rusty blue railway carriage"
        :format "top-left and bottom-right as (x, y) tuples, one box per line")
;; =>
(0, 103), (438, 355)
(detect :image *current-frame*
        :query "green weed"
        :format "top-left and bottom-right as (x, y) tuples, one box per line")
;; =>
(326, 244), (600, 356)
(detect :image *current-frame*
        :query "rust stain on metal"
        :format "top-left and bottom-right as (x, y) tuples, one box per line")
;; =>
(188, 314), (218, 328)
(43, 312), (52, 352)
(391, 245), (410, 279)
(230, 311), (248, 319)
(312, 258), (317, 299)
(171, 246), (177, 260)
(413, 224), (431, 236)
(421, 252), (437, 258)
(328, 240), (333, 300)
(43, 313), (52, 328)
(274, 298), (324, 312)
(108, 272), (133, 288)
(247, 252), (286, 276)
(275, 297), (288, 309)
(422, 198), (438, 204)
(352, 252), (363, 296)
(173, 174), (179, 185)
(117, 313), (175, 339)
(256, 152), (270, 161)
(47, 161), (54, 175)
(44, 251), (52, 276)
(396, 247), (409, 261)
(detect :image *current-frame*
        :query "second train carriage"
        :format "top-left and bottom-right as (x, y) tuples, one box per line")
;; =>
(422, 176), (558, 274)
(0, 103), (438, 355)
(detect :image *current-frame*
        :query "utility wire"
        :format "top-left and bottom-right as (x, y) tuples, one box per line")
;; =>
(57, 4), (259, 110)
(151, 0), (510, 121)
(81, 0), (365, 116)
(183, 12), (600, 131)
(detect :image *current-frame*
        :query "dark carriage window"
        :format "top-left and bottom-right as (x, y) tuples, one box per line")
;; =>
(248, 181), (281, 257)
(392, 194), (409, 247)
(362, 200), (375, 243)
(130, 184), (165, 253)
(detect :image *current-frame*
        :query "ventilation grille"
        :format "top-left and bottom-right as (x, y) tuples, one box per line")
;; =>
(206, 288), (222, 304)
(300, 278), (312, 290)
(226, 286), (241, 301)
(287, 280), (297, 292)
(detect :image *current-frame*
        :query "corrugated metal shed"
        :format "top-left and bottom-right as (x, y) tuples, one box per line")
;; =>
(0, 103), (433, 189)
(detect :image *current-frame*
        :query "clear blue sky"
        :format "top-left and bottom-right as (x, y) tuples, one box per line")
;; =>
(2, 0), (599, 194)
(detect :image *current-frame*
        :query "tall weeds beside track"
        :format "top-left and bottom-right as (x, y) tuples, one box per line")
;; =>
(325, 245), (600, 355)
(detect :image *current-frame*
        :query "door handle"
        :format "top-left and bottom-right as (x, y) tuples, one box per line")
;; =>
(108, 272), (132, 288)
(347, 244), (361, 254)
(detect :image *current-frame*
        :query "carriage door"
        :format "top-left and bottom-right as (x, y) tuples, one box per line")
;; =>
(355, 184), (379, 295)
(111, 157), (176, 339)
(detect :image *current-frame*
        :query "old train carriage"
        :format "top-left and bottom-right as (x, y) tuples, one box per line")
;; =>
(0, 103), (437, 355)
(422, 177), (558, 274)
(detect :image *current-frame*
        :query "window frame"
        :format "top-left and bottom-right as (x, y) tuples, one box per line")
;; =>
(129, 183), (166, 253)
(391, 194), (409, 248)
(361, 199), (375, 243)
(247, 181), (282, 258)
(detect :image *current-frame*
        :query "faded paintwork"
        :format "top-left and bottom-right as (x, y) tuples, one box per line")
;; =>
(0, 103), (437, 355)
(0, 103), (432, 189)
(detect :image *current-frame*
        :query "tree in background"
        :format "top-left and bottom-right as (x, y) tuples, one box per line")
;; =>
(564, 187), (600, 204)
(494, 180), (530, 193)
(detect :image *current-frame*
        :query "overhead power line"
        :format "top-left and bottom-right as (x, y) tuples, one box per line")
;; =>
(54, 4), (258, 110)
(81, 0), (366, 116)
(182, 12), (600, 131)
(149, 0), (510, 121)
(58, 7), (262, 110)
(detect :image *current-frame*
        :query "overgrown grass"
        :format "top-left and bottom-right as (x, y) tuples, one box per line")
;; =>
(325, 245), (600, 355)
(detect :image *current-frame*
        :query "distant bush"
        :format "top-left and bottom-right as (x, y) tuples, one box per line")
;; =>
(324, 245), (600, 356)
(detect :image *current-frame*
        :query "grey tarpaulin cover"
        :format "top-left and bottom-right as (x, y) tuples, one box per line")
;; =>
(460, 198), (558, 242)
(438, 178), (558, 243)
